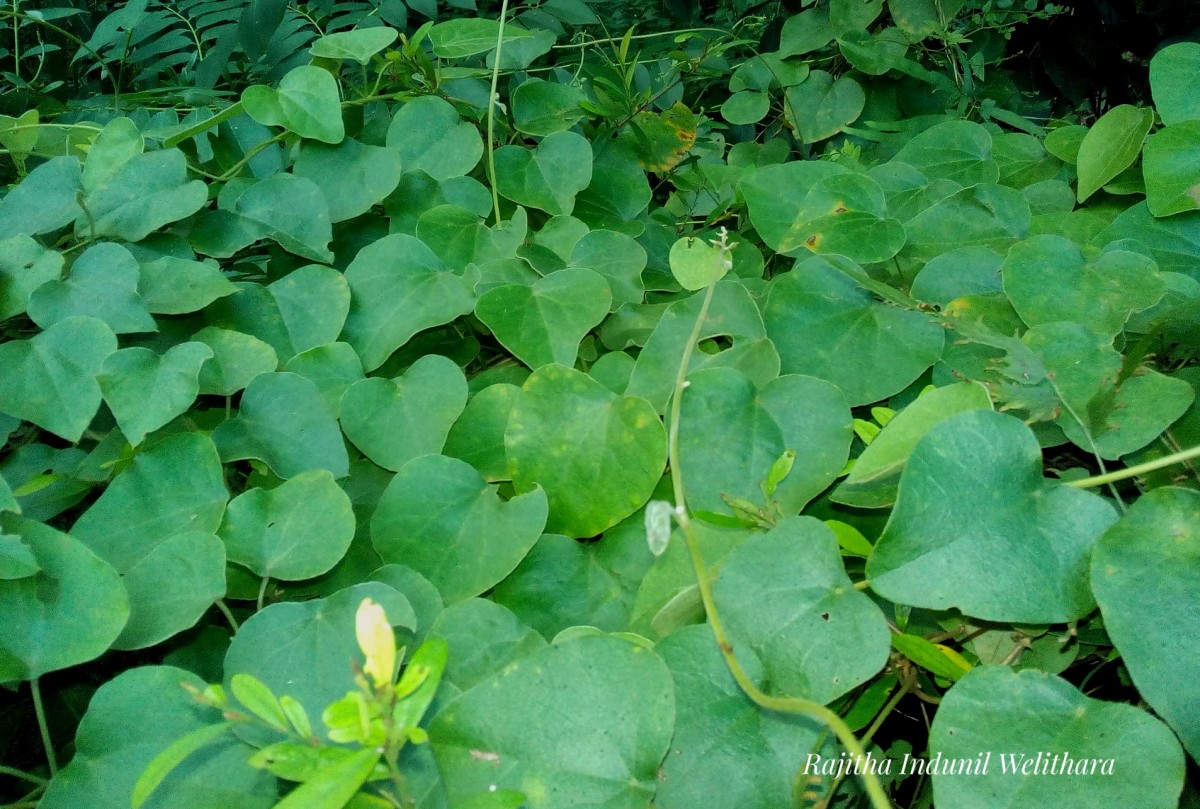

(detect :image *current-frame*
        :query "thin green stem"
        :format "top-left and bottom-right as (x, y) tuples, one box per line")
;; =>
(486, 0), (510, 226)
(256, 576), (270, 612)
(30, 678), (57, 777)
(552, 27), (730, 50)
(667, 285), (891, 809)
(1066, 443), (1200, 490)
(0, 766), (47, 787)
(214, 599), (240, 632)
(11, 0), (20, 84)
(216, 133), (286, 182)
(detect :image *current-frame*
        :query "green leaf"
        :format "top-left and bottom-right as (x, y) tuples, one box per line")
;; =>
(284, 342), (364, 417)
(1044, 124), (1088, 164)
(764, 257), (944, 405)
(506, 364), (667, 538)
(494, 131), (593, 216)
(0, 235), (63, 320)
(427, 598), (546, 690)
(654, 624), (831, 809)
(0, 515), (128, 680)
(443, 382), (520, 481)
(1143, 121), (1200, 217)
(1002, 235), (1165, 337)
(242, 66), (345, 144)
(866, 411), (1119, 623)
(1076, 105), (1155, 203)
(475, 268), (611, 368)
(293, 137), (404, 223)
(903, 183), (1030, 262)
(678, 368), (852, 516)
(1096, 202), (1200, 276)
(429, 634), (674, 808)
(223, 582), (415, 742)
(890, 632), (971, 681)
(512, 78), (585, 136)
(72, 432), (227, 571)
(387, 96), (483, 181)
(930, 666), (1185, 809)
(131, 723), (233, 809)
(0, 156), (82, 240)
(230, 673), (290, 730)
(893, 120), (999, 185)
(372, 454), (548, 603)
(0, 316), (117, 442)
(235, 174), (334, 263)
(220, 470), (355, 580)
(0, 534), (39, 579)
(309, 27), (398, 64)
(568, 229), (646, 309)
(714, 516), (891, 703)
(340, 354), (468, 471)
(779, 9), (835, 57)
(40, 666), (276, 809)
(98, 343), (213, 446)
(783, 70), (864, 144)
(273, 748), (381, 809)
(1150, 42), (1200, 126)
(212, 372), (350, 479)
(28, 242), (156, 333)
(491, 517), (654, 638)
(669, 236), (729, 291)
(342, 234), (477, 372)
(114, 530), (226, 650)
(134, 253), (238, 315)
(191, 326), (279, 396)
(78, 119), (207, 242)
(207, 264), (351, 360)
(1091, 487), (1200, 759)
(720, 90), (770, 125)
(834, 382), (994, 508)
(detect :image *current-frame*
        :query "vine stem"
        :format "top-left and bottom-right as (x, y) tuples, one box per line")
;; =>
(667, 284), (892, 809)
(1065, 443), (1200, 490)
(0, 766), (47, 787)
(30, 678), (57, 777)
(485, 0), (510, 226)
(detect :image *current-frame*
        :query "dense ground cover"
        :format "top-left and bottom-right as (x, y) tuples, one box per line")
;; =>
(1, 1), (1199, 807)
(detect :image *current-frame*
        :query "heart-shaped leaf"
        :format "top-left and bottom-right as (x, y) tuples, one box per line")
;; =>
(387, 96), (483, 181)
(206, 263), (351, 361)
(678, 368), (852, 516)
(494, 131), (593, 215)
(0, 515), (129, 680)
(429, 634), (674, 808)
(930, 666), (1185, 809)
(715, 516), (891, 704)
(0, 316), (117, 442)
(427, 598), (547, 690)
(1076, 105), (1154, 202)
(506, 364), (667, 538)
(133, 253), (238, 315)
(0, 235), (63, 320)
(1143, 122), (1200, 217)
(283, 342), (364, 416)
(893, 120), (999, 185)
(242, 65), (344, 144)
(234, 175), (334, 263)
(28, 242), (156, 333)
(220, 469), (355, 581)
(339, 354), (468, 471)
(1150, 42), (1200, 126)
(475, 268), (611, 368)
(191, 326), (279, 396)
(764, 257), (944, 406)
(98, 343), (213, 446)
(224, 582), (414, 742)
(783, 70), (864, 144)
(867, 410), (1119, 622)
(1091, 487), (1200, 760)
(113, 530), (225, 650)
(1003, 236), (1165, 337)
(512, 78), (585, 135)
(0, 156), (82, 239)
(655, 625), (833, 809)
(71, 432), (228, 571)
(372, 454), (548, 603)
(77, 119), (207, 242)
(293, 137), (404, 222)
(212, 372), (350, 479)
(341, 234), (477, 372)
(39, 666), (277, 809)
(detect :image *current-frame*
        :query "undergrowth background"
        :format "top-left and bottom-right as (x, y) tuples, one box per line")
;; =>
(1, 0), (1199, 807)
